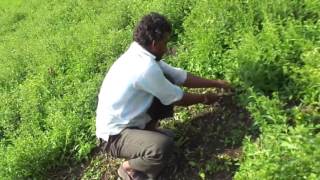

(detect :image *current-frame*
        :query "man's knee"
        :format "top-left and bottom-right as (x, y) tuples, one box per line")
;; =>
(147, 135), (174, 161)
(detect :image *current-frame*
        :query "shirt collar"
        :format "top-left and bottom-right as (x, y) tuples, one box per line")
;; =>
(130, 41), (156, 60)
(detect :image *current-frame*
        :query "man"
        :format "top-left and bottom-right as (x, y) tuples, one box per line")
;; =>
(96, 12), (231, 180)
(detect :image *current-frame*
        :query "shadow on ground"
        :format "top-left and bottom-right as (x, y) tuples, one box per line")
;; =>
(158, 96), (259, 180)
(57, 95), (260, 180)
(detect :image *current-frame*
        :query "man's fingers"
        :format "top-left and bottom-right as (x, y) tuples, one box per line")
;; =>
(203, 94), (219, 105)
(216, 80), (233, 91)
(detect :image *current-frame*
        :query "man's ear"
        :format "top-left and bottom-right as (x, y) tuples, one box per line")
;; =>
(151, 40), (156, 49)
(149, 40), (159, 53)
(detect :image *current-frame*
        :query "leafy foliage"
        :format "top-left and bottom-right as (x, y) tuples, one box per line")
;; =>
(0, 0), (319, 179)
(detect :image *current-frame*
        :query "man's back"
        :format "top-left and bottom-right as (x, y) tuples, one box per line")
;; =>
(96, 42), (158, 140)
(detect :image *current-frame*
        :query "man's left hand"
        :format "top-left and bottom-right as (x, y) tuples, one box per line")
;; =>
(214, 80), (233, 91)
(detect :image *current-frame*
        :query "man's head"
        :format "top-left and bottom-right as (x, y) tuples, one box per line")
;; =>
(134, 12), (172, 61)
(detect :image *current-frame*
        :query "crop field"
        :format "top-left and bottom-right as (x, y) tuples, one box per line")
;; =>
(0, 0), (319, 179)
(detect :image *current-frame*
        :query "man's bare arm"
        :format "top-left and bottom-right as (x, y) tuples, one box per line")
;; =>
(182, 73), (231, 89)
(173, 92), (219, 107)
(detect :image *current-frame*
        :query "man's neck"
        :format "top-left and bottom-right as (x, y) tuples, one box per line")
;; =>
(143, 46), (160, 61)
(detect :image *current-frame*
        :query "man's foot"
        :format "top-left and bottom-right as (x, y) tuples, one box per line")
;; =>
(117, 164), (132, 180)
(117, 164), (147, 180)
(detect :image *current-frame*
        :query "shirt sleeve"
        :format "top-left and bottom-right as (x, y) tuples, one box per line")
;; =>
(158, 60), (187, 85)
(135, 64), (184, 105)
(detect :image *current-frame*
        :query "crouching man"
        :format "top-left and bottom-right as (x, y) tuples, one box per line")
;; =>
(96, 12), (231, 180)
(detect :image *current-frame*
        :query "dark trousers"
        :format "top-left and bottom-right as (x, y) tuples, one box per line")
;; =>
(103, 74), (176, 179)
(104, 98), (175, 179)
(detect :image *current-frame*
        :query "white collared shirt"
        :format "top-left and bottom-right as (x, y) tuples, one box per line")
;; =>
(96, 42), (187, 141)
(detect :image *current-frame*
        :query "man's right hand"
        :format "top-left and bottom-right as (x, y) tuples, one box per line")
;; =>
(202, 93), (221, 105)
(174, 92), (232, 107)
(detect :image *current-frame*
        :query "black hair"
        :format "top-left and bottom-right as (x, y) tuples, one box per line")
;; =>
(133, 12), (172, 48)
